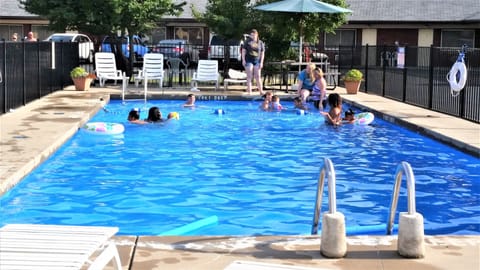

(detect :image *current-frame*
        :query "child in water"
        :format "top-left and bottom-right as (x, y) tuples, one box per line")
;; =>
(183, 94), (195, 107)
(342, 108), (355, 124)
(271, 95), (284, 111)
(127, 108), (147, 124)
(321, 93), (342, 126)
(293, 96), (308, 111)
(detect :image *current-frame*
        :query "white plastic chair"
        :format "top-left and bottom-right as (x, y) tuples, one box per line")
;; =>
(134, 53), (165, 98)
(191, 60), (220, 91)
(0, 224), (122, 270)
(94, 52), (129, 100)
(224, 68), (247, 91)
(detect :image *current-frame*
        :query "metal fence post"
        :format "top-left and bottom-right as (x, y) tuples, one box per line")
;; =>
(402, 46), (407, 102)
(364, 44), (369, 93)
(427, 45), (434, 109)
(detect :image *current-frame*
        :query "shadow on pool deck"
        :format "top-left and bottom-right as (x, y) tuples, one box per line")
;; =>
(0, 84), (479, 270)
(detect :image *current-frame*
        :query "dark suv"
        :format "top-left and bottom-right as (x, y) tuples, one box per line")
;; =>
(151, 39), (199, 64)
(100, 35), (149, 61)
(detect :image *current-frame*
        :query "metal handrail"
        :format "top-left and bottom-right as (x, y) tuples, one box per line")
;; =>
(386, 161), (417, 235)
(311, 158), (337, 235)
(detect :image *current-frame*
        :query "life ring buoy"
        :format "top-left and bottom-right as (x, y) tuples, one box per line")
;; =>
(447, 61), (467, 97)
(354, 112), (374, 125)
(82, 122), (125, 135)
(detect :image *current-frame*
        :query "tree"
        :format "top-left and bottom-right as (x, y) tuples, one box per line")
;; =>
(193, 0), (254, 73)
(195, 0), (349, 62)
(20, 0), (185, 74)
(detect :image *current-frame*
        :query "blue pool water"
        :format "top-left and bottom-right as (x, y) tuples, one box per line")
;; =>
(1, 99), (479, 236)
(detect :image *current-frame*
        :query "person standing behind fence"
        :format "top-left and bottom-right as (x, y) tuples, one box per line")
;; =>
(11, 33), (18, 41)
(25, 32), (37, 42)
(242, 29), (265, 96)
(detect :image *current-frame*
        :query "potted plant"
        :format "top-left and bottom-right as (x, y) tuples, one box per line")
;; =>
(70, 66), (96, 91)
(342, 69), (363, 94)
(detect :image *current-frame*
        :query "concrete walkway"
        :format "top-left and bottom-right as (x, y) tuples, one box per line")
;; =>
(0, 84), (479, 270)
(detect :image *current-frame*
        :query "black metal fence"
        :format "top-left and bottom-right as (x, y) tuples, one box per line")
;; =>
(0, 40), (78, 114)
(1, 41), (479, 123)
(336, 45), (480, 123)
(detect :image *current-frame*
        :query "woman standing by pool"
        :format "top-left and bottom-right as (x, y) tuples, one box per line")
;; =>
(242, 29), (265, 95)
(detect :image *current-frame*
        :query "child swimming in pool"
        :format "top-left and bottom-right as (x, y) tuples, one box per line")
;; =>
(259, 91), (273, 111)
(293, 96), (308, 111)
(342, 108), (355, 124)
(183, 94), (196, 107)
(321, 93), (342, 126)
(127, 108), (147, 124)
(271, 95), (284, 111)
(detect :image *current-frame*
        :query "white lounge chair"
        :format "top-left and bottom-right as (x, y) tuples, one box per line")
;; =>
(224, 68), (247, 91)
(94, 52), (129, 100)
(0, 224), (122, 270)
(133, 53), (165, 99)
(191, 60), (220, 91)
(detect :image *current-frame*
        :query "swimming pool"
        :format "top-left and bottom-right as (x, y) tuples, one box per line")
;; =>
(1, 99), (479, 236)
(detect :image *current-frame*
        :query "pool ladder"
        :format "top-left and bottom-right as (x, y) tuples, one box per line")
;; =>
(311, 158), (347, 258)
(311, 158), (337, 235)
(387, 161), (425, 258)
(311, 159), (425, 258)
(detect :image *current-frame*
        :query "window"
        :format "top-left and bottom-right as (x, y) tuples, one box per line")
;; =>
(150, 27), (166, 45)
(174, 27), (203, 44)
(441, 30), (474, 48)
(0, 24), (23, 41)
(325, 29), (356, 49)
(32, 25), (53, 40)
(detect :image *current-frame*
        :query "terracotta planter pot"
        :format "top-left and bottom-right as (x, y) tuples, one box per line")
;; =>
(344, 80), (361, 94)
(72, 77), (93, 91)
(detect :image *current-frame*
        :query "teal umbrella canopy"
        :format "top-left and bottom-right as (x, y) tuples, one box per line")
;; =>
(254, 0), (352, 63)
(254, 0), (352, 14)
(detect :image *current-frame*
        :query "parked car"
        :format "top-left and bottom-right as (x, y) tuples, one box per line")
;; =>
(100, 35), (149, 61)
(151, 39), (199, 64)
(45, 33), (94, 63)
(208, 35), (244, 64)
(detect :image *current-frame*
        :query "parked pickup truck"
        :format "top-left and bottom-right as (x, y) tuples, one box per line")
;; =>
(100, 35), (149, 61)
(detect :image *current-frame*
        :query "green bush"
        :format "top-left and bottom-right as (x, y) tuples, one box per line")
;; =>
(70, 67), (88, 78)
(343, 69), (363, 82)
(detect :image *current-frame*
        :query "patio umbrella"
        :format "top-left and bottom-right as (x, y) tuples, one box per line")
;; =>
(254, 0), (352, 63)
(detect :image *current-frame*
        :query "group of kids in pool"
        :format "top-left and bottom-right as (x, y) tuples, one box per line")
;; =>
(127, 75), (355, 126)
(258, 62), (356, 125)
(126, 94), (195, 124)
(127, 93), (354, 126)
(259, 91), (355, 125)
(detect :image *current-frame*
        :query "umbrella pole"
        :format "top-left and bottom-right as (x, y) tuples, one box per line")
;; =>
(298, 16), (304, 71)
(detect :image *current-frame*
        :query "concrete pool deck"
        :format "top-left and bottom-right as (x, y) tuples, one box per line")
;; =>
(0, 84), (479, 269)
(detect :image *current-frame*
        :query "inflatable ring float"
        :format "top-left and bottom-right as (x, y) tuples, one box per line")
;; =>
(447, 61), (467, 97)
(82, 122), (125, 135)
(354, 112), (374, 125)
